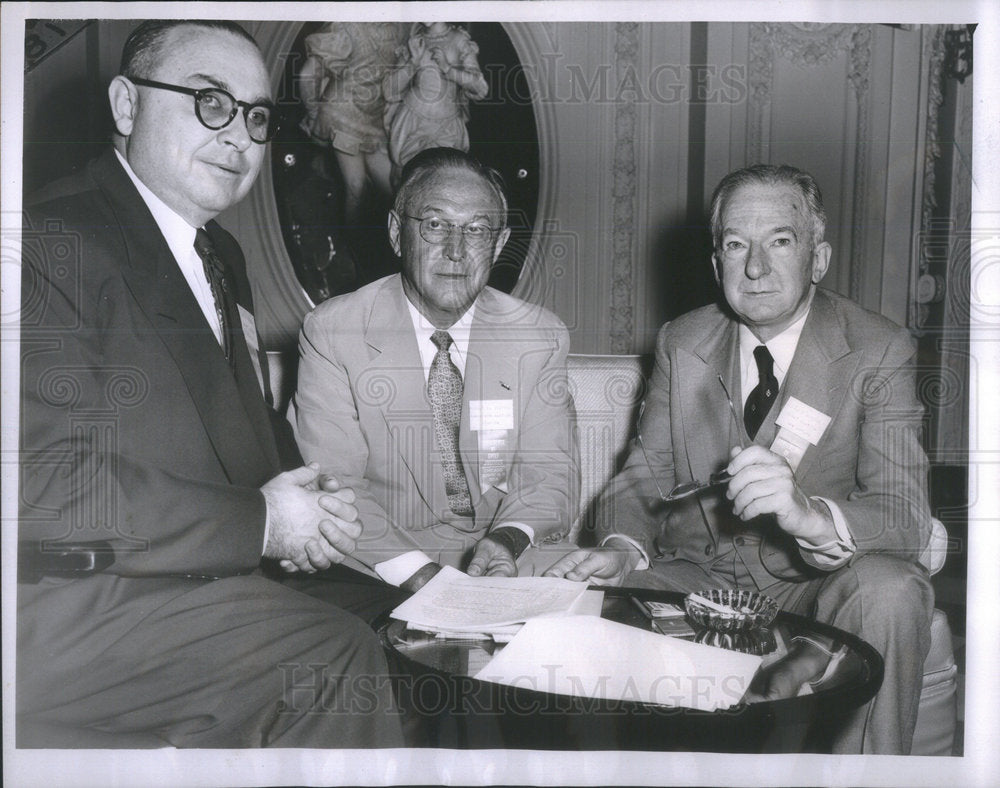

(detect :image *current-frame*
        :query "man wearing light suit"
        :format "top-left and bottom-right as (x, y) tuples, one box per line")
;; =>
(547, 164), (934, 754)
(291, 147), (579, 593)
(18, 20), (401, 747)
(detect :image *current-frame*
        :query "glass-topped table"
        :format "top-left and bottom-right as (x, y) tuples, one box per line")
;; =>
(375, 586), (883, 752)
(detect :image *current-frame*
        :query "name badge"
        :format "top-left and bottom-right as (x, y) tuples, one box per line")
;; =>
(238, 305), (265, 396)
(470, 400), (513, 490)
(771, 396), (831, 471)
(469, 399), (515, 432)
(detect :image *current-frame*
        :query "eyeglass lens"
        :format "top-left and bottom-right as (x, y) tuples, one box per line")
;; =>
(414, 217), (495, 249)
(195, 89), (274, 142)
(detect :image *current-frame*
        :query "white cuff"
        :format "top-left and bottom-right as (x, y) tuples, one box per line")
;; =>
(374, 550), (434, 586)
(261, 497), (271, 556)
(796, 497), (856, 568)
(494, 521), (535, 544)
(599, 534), (650, 571)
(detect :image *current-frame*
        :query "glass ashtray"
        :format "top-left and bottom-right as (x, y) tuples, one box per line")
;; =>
(684, 589), (779, 632)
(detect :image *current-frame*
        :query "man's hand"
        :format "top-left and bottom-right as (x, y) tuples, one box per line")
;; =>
(261, 464), (361, 572)
(725, 446), (837, 546)
(466, 538), (517, 578)
(542, 544), (640, 586)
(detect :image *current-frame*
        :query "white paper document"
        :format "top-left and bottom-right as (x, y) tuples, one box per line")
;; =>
(390, 565), (589, 633)
(474, 615), (762, 712)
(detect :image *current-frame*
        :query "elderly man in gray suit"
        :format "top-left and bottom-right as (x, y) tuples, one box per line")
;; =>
(546, 164), (934, 755)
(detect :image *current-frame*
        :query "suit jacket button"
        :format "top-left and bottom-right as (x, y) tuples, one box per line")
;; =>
(734, 536), (745, 546)
(704, 544), (713, 556)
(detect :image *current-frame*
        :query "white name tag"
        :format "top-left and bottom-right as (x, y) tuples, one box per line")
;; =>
(771, 397), (831, 471)
(469, 399), (514, 432)
(774, 396), (831, 445)
(238, 305), (265, 396)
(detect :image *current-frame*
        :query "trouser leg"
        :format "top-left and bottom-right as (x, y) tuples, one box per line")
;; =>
(18, 574), (403, 748)
(803, 554), (933, 754)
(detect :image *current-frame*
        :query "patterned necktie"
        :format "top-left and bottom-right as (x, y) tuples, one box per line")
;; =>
(193, 228), (233, 364)
(744, 345), (779, 440)
(427, 330), (473, 516)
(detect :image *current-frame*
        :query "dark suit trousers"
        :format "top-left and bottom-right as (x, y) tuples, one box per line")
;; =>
(627, 549), (933, 754)
(17, 573), (403, 748)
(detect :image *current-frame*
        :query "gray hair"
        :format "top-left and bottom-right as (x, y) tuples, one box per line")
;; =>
(709, 164), (826, 251)
(393, 147), (508, 227)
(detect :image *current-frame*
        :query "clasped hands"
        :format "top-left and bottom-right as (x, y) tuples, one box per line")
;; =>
(544, 445), (838, 584)
(261, 463), (361, 573)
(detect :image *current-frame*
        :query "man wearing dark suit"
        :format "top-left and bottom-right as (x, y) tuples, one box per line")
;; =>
(18, 20), (402, 748)
(290, 148), (579, 593)
(546, 164), (934, 754)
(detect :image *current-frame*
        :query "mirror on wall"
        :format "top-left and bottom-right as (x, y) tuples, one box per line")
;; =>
(270, 21), (540, 305)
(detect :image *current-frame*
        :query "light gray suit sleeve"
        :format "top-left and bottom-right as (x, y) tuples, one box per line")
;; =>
(291, 306), (434, 574)
(490, 322), (580, 543)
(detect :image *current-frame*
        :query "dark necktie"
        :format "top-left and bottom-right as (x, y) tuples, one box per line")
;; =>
(193, 228), (233, 364)
(744, 345), (779, 440)
(427, 330), (473, 516)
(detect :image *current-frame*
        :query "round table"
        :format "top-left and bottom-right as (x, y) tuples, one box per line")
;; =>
(376, 586), (883, 752)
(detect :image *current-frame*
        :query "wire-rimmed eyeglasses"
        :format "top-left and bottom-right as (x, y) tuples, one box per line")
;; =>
(129, 77), (279, 143)
(403, 215), (499, 250)
(636, 374), (745, 503)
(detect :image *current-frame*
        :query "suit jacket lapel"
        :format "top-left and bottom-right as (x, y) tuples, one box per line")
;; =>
(462, 289), (522, 501)
(777, 290), (859, 481)
(91, 151), (277, 482)
(678, 316), (742, 481)
(202, 222), (282, 473)
(363, 277), (443, 512)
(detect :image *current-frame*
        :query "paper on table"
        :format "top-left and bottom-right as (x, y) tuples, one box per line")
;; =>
(413, 589), (606, 643)
(474, 615), (762, 711)
(390, 565), (589, 632)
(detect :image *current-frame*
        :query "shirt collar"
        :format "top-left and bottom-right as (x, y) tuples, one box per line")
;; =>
(738, 299), (813, 383)
(114, 148), (199, 263)
(405, 294), (478, 378)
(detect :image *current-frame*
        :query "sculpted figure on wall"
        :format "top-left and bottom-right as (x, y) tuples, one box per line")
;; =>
(298, 22), (408, 224)
(383, 22), (489, 184)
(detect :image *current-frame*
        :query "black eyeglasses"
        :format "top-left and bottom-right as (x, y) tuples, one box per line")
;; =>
(636, 374), (744, 503)
(129, 77), (279, 143)
(403, 214), (499, 250)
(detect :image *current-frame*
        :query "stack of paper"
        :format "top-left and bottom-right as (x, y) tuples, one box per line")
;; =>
(389, 565), (593, 639)
(474, 615), (762, 711)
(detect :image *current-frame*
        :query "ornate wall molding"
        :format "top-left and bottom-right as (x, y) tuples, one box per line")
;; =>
(846, 25), (872, 303)
(920, 26), (949, 245)
(609, 22), (640, 354)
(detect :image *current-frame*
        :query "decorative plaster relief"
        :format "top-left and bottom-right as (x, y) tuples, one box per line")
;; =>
(610, 22), (640, 354)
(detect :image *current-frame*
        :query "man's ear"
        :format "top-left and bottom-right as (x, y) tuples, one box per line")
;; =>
(108, 76), (138, 137)
(387, 211), (403, 257)
(811, 241), (832, 284)
(492, 226), (512, 263)
(711, 251), (723, 286)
